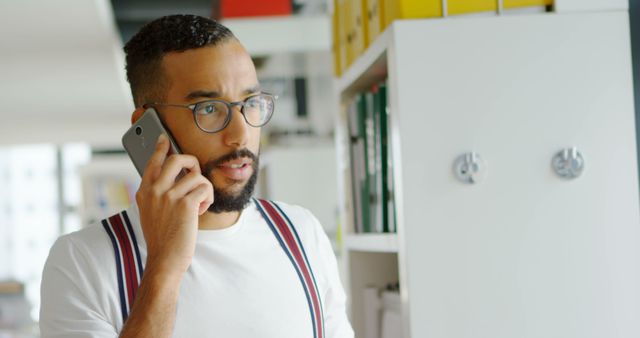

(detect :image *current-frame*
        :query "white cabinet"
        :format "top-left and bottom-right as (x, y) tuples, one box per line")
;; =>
(336, 10), (640, 338)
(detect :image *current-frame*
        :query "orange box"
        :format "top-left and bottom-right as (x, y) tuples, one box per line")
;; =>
(221, 0), (291, 17)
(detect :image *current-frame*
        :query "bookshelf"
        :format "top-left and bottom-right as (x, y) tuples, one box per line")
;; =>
(335, 6), (640, 338)
(335, 26), (390, 97)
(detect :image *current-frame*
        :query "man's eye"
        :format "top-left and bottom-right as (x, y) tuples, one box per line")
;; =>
(246, 99), (261, 108)
(198, 104), (217, 115)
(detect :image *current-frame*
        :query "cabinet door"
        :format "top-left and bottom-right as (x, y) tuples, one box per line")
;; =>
(390, 12), (640, 338)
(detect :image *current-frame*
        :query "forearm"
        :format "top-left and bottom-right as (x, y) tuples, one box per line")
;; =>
(119, 262), (183, 338)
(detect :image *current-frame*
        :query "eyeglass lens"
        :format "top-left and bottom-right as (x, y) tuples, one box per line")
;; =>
(193, 94), (274, 132)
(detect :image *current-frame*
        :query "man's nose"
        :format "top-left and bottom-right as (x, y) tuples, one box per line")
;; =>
(222, 105), (249, 148)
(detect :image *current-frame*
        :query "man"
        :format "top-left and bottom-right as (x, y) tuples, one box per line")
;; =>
(40, 14), (354, 338)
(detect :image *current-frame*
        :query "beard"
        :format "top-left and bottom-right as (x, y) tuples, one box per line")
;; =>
(201, 148), (259, 213)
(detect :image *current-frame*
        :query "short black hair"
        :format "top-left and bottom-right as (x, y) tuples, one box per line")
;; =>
(124, 14), (235, 107)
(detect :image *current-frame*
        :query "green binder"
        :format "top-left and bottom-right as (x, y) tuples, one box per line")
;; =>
(357, 94), (372, 233)
(347, 98), (363, 233)
(380, 82), (397, 233)
(375, 83), (390, 233)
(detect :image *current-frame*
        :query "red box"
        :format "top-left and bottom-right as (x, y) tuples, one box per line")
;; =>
(221, 0), (292, 18)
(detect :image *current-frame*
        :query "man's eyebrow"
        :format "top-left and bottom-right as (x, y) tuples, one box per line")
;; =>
(244, 85), (261, 95)
(185, 90), (221, 100)
(185, 85), (262, 101)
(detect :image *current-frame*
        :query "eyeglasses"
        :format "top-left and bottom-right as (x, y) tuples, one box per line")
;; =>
(144, 92), (277, 133)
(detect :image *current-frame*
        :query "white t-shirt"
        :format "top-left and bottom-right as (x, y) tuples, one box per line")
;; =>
(40, 200), (354, 338)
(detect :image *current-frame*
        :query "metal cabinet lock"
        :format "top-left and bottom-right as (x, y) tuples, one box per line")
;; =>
(454, 152), (486, 184)
(552, 147), (584, 179)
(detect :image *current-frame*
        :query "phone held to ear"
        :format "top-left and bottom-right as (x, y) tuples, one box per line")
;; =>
(122, 108), (182, 176)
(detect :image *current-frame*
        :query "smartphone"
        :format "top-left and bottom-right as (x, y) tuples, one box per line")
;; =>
(122, 108), (182, 176)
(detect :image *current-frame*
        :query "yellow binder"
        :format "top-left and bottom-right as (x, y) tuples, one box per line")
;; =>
(351, 0), (369, 61)
(382, 0), (553, 26)
(332, 0), (342, 76)
(338, 0), (555, 71)
(448, 0), (496, 14)
(449, 0), (552, 14)
(505, 0), (553, 8)
(366, 0), (384, 46)
(383, 0), (442, 28)
(338, 0), (350, 70)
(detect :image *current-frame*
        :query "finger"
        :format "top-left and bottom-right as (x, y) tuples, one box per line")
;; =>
(142, 134), (170, 185)
(155, 154), (202, 190)
(184, 183), (214, 215)
(199, 200), (212, 215)
(167, 171), (212, 199)
(198, 186), (214, 215)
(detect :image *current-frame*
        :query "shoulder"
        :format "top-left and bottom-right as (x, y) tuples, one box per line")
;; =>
(41, 213), (133, 336)
(47, 221), (114, 269)
(41, 207), (141, 327)
(41, 218), (118, 323)
(45, 204), (143, 281)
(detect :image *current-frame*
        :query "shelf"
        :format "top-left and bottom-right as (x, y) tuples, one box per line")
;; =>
(335, 24), (392, 98)
(345, 233), (398, 253)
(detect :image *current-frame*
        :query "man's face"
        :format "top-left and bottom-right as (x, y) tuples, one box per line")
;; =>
(158, 40), (262, 212)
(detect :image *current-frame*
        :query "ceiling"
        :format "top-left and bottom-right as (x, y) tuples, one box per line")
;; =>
(0, 0), (133, 146)
(111, 0), (211, 42)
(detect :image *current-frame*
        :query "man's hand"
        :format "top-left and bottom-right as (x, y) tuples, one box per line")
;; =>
(119, 134), (214, 338)
(136, 133), (214, 277)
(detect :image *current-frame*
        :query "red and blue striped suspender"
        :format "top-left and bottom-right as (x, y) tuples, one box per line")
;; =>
(102, 210), (144, 322)
(253, 198), (326, 338)
(104, 200), (325, 338)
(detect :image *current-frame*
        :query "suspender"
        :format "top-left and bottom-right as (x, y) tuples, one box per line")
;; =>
(253, 198), (326, 338)
(102, 210), (144, 322)
(102, 199), (325, 338)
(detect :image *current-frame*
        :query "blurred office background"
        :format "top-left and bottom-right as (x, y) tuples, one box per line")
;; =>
(2, 0), (640, 338)
(0, 0), (337, 336)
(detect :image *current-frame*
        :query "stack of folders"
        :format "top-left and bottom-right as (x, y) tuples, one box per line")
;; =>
(363, 283), (402, 338)
(347, 81), (397, 234)
(332, 0), (553, 75)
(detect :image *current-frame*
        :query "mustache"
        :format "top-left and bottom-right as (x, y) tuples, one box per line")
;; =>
(203, 148), (259, 173)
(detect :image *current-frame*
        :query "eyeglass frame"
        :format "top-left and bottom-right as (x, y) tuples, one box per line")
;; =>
(143, 92), (278, 134)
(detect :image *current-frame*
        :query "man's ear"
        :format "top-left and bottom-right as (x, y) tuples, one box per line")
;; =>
(131, 107), (146, 125)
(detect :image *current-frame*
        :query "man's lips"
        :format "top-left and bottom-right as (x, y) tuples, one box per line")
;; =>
(218, 158), (252, 168)
(215, 159), (253, 180)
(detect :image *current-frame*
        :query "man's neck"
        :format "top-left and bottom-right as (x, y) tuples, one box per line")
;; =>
(198, 210), (241, 230)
